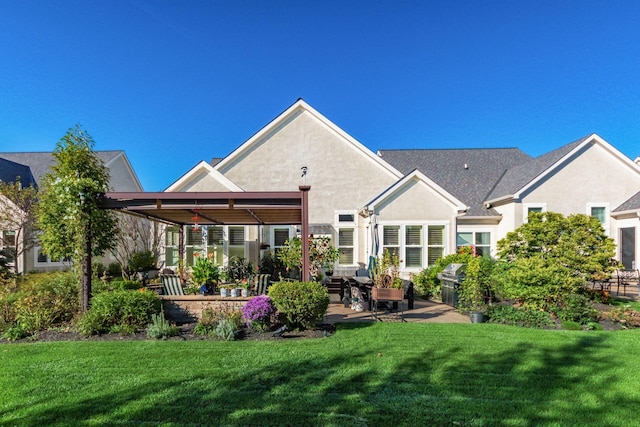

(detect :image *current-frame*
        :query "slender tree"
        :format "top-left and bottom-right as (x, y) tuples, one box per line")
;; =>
(0, 179), (39, 275)
(37, 126), (118, 311)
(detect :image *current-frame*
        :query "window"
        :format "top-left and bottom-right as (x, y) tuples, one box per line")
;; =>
(273, 227), (291, 248)
(523, 203), (546, 222)
(380, 224), (448, 269)
(206, 226), (224, 265)
(335, 211), (357, 265)
(427, 225), (445, 266)
(587, 203), (610, 234)
(338, 228), (354, 265)
(457, 231), (491, 256)
(228, 226), (245, 259)
(405, 225), (422, 268)
(165, 226), (180, 267)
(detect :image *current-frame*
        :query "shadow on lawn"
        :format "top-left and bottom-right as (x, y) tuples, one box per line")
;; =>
(6, 328), (639, 426)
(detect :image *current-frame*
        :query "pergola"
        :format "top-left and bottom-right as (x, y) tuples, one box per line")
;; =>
(98, 186), (311, 279)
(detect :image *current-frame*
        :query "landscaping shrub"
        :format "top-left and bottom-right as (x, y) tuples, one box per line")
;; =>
(214, 318), (238, 341)
(268, 281), (329, 330)
(77, 289), (161, 336)
(1, 324), (29, 341)
(491, 257), (582, 311)
(485, 304), (554, 328)
(458, 255), (495, 312)
(553, 293), (600, 324)
(601, 304), (640, 328)
(14, 271), (80, 332)
(412, 248), (475, 298)
(561, 320), (583, 330)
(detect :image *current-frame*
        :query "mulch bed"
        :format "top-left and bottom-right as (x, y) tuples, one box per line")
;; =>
(1, 322), (337, 344)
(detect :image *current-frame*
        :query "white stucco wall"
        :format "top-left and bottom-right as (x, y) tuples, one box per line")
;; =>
(217, 110), (399, 225)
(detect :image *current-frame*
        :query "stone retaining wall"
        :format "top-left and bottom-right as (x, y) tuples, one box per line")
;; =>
(160, 295), (251, 324)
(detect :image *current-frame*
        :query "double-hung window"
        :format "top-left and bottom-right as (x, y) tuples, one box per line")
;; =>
(523, 203), (546, 222)
(405, 225), (422, 268)
(335, 211), (357, 266)
(228, 226), (246, 259)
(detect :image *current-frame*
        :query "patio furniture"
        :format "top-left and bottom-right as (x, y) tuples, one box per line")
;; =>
(254, 274), (272, 295)
(160, 274), (184, 296)
(616, 269), (640, 296)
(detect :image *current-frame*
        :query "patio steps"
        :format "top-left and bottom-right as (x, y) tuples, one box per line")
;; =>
(325, 276), (344, 294)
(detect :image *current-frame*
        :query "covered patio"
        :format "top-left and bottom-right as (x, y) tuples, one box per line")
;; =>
(97, 186), (312, 286)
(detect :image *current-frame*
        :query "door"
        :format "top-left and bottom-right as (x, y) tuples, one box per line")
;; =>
(620, 227), (636, 270)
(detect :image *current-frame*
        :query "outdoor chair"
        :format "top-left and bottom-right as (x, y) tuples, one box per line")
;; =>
(616, 269), (640, 296)
(254, 274), (272, 295)
(160, 274), (184, 296)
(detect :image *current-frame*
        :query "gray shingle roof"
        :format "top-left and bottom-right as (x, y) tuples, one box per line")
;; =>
(0, 158), (37, 188)
(378, 148), (532, 216)
(614, 190), (640, 212)
(486, 135), (590, 201)
(0, 151), (122, 187)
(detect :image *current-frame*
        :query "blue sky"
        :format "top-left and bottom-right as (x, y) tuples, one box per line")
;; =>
(1, 1), (639, 191)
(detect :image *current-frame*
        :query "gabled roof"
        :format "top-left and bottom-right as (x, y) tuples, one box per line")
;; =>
(612, 190), (640, 215)
(165, 161), (244, 192)
(0, 151), (126, 187)
(485, 134), (639, 204)
(362, 169), (468, 214)
(485, 135), (590, 203)
(214, 98), (403, 181)
(378, 147), (531, 216)
(0, 157), (37, 188)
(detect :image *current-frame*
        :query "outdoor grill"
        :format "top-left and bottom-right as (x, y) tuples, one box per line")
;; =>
(437, 263), (467, 307)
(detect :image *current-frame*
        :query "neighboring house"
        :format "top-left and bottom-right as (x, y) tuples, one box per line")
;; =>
(162, 99), (640, 276)
(0, 151), (143, 274)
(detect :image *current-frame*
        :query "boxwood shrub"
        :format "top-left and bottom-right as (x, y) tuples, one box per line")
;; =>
(268, 281), (329, 330)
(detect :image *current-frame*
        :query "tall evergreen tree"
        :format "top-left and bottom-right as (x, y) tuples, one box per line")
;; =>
(37, 126), (118, 311)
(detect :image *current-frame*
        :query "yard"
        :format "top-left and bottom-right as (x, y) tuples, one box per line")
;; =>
(2, 322), (640, 426)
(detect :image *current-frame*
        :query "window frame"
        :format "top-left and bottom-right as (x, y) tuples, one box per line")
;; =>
(456, 229), (493, 257)
(523, 203), (547, 223)
(587, 203), (610, 235)
(379, 222), (449, 272)
(335, 210), (358, 266)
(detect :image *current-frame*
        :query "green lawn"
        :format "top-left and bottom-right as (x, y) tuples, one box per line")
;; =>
(2, 323), (640, 426)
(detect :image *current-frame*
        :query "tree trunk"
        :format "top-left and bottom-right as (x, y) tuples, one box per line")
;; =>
(82, 220), (93, 312)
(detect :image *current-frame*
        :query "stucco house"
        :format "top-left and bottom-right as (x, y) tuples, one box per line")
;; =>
(164, 99), (640, 277)
(0, 150), (143, 274)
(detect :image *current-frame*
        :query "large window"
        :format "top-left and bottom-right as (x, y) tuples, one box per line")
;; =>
(457, 231), (491, 256)
(165, 225), (243, 267)
(380, 223), (447, 269)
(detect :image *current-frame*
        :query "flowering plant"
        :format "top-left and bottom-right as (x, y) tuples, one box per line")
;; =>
(241, 295), (276, 331)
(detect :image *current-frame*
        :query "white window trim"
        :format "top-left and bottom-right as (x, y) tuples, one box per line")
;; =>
(270, 226), (295, 249)
(335, 211), (358, 267)
(34, 246), (70, 267)
(378, 221), (450, 273)
(523, 203), (547, 223)
(587, 203), (611, 235)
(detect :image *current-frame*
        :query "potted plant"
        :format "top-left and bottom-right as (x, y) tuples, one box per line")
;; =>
(371, 249), (404, 301)
(191, 253), (220, 294)
(219, 284), (231, 298)
(458, 256), (495, 323)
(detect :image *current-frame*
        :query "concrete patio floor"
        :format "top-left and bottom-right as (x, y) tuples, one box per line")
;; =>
(324, 297), (470, 324)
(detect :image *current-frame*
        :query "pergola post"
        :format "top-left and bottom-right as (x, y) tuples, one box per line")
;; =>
(299, 185), (311, 281)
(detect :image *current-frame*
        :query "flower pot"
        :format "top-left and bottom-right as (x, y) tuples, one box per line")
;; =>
(470, 311), (484, 323)
(220, 288), (230, 298)
(241, 288), (249, 297)
(231, 288), (240, 298)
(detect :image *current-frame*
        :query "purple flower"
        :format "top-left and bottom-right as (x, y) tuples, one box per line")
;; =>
(242, 295), (276, 326)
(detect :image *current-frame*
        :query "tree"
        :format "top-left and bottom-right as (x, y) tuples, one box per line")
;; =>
(0, 179), (39, 275)
(494, 211), (618, 310)
(37, 126), (118, 311)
